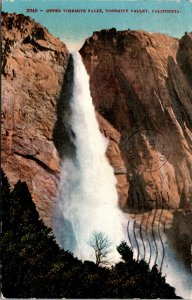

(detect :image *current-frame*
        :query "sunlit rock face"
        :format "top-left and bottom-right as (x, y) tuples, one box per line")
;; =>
(2, 12), (69, 226)
(80, 29), (192, 212)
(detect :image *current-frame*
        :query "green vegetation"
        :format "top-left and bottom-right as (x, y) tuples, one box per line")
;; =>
(0, 170), (180, 298)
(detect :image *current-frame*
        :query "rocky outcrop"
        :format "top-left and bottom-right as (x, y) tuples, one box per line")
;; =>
(177, 32), (192, 87)
(80, 29), (192, 212)
(1, 13), (69, 226)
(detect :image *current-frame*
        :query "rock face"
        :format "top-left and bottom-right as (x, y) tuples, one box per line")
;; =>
(80, 29), (192, 212)
(1, 13), (69, 226)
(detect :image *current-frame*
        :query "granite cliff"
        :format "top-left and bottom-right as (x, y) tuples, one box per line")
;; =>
(2, 13), (192, 241)
(80, 28), (192, 213)
(1, 13), (69, 225)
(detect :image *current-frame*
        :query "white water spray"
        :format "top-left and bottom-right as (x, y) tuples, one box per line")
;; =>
(54, 51), (125, 262)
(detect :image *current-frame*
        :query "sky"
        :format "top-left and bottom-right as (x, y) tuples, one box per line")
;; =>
(2, 0), (192, 50)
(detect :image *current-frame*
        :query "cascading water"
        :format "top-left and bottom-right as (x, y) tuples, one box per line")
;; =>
(54, 51), (126, 262)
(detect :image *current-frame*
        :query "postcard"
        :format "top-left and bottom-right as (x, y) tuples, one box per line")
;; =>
(1, 0), (192, 298)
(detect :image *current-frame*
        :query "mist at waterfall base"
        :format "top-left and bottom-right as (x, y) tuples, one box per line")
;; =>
(53, 51), (126, 263)
(53, 51), (191, 299)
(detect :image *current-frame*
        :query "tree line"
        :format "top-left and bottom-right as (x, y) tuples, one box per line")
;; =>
(0, 170), (180, 298)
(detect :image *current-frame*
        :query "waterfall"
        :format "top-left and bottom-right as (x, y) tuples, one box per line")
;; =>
(53, 51), (191, 299)
(53, 51), (125, 263)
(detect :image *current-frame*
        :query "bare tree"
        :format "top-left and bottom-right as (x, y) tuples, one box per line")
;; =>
(88, 231), (113, 266)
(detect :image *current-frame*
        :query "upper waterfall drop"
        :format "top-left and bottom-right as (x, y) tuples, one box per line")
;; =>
(53, 51), (125, 262)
